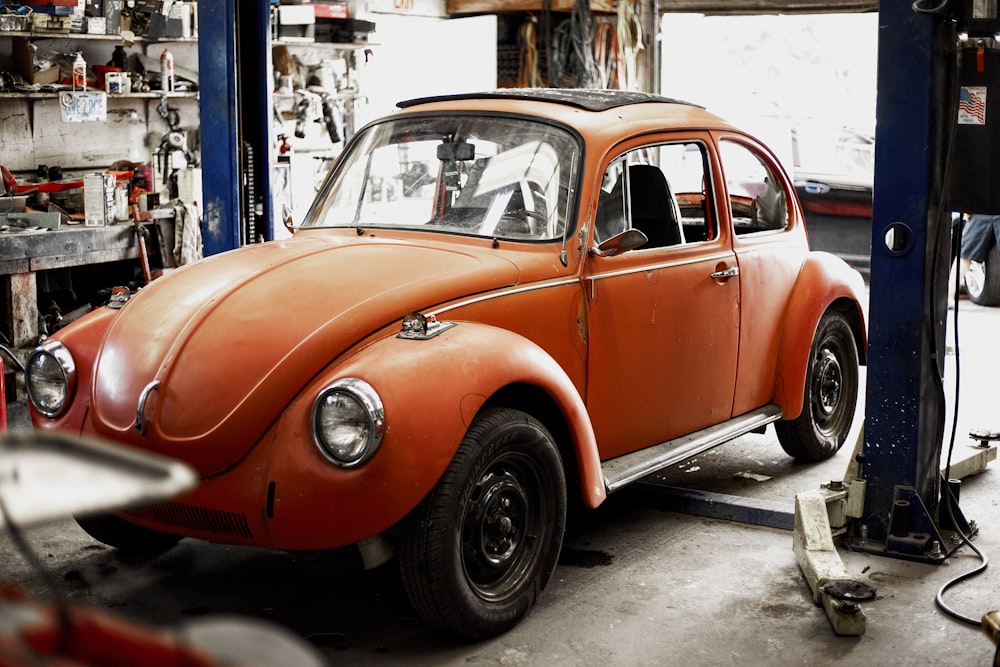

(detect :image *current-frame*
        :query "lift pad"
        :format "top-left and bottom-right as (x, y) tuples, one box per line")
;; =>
(793, 492), (873, 636)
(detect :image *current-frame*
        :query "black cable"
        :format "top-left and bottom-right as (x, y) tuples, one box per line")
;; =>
(0, 342), (25, 373)
(936, 514), (989, 626)
(926, 21), (993, 628)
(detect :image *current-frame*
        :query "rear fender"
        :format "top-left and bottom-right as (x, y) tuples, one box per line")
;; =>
(772, 253), (868, 420)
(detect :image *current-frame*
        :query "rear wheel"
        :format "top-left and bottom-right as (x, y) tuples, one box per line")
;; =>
(966, 244), (1000, 306)
(776, 310), (859, 462)
(75, 513), (182, 555)
(399, 408), (566, 639)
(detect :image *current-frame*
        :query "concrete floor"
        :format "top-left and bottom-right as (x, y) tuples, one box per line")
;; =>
(1, 298), (998, 666)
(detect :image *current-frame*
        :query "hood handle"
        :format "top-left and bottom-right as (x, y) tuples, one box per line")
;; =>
(136, 380), (160, 436)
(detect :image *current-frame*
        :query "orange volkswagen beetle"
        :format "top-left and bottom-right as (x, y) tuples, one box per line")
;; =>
(27, 90), (867, 639)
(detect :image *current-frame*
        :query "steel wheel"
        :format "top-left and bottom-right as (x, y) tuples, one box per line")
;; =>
(400, 408), (566, 639)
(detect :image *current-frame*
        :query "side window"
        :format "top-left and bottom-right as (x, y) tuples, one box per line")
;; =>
(719, 139), (789, 234)
(593, 142), (715, 249)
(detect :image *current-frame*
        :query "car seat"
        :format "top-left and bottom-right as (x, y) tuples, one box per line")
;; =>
(628, 164), (683, 248)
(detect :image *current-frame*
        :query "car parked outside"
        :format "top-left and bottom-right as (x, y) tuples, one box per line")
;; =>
(26, 89), (868, 639)
(791, 124), (875, 280)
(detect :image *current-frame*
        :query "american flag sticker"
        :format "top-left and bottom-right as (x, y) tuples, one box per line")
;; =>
(959, 86), (987, 125)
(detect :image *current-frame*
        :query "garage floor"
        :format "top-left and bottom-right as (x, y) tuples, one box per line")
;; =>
(1, 299), (998, 666)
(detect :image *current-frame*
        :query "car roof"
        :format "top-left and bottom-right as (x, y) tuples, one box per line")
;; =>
(397, 89), (702, 113)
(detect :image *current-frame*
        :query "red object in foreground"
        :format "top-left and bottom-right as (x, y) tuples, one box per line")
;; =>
(0, 585), (221, 667)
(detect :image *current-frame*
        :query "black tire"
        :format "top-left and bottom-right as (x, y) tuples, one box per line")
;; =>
(399, 408), (567, 639)
(966, 244), (1000, 306)
(776, 310), (859, 462)
(75, 513), (182, 555)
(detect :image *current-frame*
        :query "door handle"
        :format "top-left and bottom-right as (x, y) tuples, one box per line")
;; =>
(710, 266), (739, 280)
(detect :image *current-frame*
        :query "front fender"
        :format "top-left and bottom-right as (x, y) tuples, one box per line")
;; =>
(29, 306), (119, 433)
(261, 321), (604, 550)
(772, 252), (868, 420)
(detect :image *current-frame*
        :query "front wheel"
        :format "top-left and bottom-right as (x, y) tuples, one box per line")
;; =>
(399, 408), (567, 639)
(966, 244), (1000, 306)
(776, 310), (859, 462)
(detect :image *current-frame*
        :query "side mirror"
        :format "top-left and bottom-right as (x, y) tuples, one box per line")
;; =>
(592, 228), (648, 257)
(282, 204), (295, 234)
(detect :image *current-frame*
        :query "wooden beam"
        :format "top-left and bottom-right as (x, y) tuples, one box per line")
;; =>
(29, 247), (140, 272)
(4, 272), (38, 349)
(658, 0), (876, 14)
(447, 0), (615, 15)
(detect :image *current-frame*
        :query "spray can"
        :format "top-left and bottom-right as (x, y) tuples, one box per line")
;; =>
(72, 52), (86, 91)
(160, 48), (174, 92)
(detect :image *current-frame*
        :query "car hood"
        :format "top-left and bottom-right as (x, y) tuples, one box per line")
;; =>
(90, 233), (519, 474)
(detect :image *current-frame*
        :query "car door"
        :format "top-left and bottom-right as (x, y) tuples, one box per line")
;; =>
(584, 138), (740, 460)
(717, 135), (810, 415)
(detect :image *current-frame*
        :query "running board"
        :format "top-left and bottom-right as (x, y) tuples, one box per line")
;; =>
(602, 405), (783, 493)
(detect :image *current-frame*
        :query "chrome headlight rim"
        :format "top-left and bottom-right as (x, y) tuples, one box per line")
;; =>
(311, 377), (386, 468)
(25, 340), (77, 418)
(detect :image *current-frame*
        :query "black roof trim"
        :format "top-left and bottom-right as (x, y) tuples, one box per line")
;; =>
(397, 89), (701, 113)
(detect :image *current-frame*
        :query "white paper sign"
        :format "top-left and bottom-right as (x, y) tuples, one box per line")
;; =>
(60, 91), (108, 123)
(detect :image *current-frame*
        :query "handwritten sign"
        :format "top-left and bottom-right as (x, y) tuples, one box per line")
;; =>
(60, 91), (108, 123)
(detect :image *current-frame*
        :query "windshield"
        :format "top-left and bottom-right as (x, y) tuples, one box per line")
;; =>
(302, 115), (580, 242)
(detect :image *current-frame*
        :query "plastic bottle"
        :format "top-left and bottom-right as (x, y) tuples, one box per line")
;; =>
(72, 52), (86, 91)
(160, 48), (174, 92)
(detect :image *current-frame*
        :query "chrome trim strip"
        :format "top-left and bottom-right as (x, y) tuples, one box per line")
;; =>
(602, 405), (783, 493)
(585, 251), (734, 283)
(428, 278), (580, 318)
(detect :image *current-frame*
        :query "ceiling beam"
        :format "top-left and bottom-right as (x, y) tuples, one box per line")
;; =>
(659, 0), (877, 14)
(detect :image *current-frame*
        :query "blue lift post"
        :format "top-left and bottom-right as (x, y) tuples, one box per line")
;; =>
(860, 0), (959, 560)
(197, 0), (275, 256)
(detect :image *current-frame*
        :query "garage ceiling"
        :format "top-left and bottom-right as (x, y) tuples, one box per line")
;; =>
(660, 0), (877, 13)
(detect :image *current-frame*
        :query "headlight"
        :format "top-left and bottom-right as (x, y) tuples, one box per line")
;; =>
(312, 378), (385, 468)
(26, 341), (77, 418)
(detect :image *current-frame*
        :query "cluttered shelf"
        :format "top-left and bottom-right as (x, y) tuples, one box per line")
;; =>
(0, 90), (197, 99)
(0, 219), (167, 277)
(273, 39), (375, 50)
(0, 30), (198, 44)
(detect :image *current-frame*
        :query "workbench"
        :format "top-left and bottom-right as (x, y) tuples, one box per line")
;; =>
(1, 219), (170, 370)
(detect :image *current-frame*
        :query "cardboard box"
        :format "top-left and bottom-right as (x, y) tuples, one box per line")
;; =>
(12, 38), (62, 85)
(31, 13), (71, 32)
(311, 2), (349, 19)
(84, 173), (116, 227)
(278, 4), (316, 42)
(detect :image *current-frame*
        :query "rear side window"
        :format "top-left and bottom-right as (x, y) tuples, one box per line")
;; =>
(593, 141), (716, 249)
(719, 139), (789, 234)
